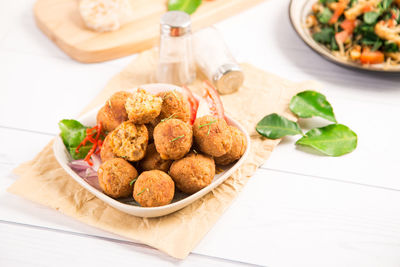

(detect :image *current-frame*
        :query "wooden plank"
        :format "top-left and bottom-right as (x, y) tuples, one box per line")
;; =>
(0, 125), (399, 265)
(0, 50), (131, 134)
(3, 166), (400, 266)
(0, 128), (52, 165)
(34, 0), (265, 63)
(194, 169), (400, 267)
(0, 222), (247, 267)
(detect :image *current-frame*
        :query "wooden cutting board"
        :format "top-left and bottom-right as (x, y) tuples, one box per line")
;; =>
(34, 0), (265, 63)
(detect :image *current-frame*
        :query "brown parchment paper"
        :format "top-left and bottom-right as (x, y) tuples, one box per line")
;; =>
(8, 49), (319, 259)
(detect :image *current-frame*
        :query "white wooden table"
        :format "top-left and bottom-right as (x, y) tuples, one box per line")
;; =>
(1, 0), (400, 266)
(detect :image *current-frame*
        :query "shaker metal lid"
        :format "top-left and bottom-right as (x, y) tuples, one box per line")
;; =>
(213, 63), (244, 95)
(160, 11), (192, 37)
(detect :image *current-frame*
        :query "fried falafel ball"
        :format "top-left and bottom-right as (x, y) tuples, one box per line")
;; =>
(133, 170), (175, 207)
(157, 90), (191, 123)
(96, 91), (131, 132)
(98, 158), (138, 198)
(169, 153), (215, 194)
(193, 115), (232, 157)
(139, 143), (172, 172)
(214, 126), (247, 165)
(125, 88), (162, 124)
(109, 121), (148, 162)
(100, 134), (117, 162)
(153, 119), (193, 160)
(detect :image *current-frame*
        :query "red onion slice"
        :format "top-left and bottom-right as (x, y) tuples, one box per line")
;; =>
(82, 175), (102, 191)
(91, 154), (101, 171)
(68, 158), (102, 192)
(68, 160), (91, 172)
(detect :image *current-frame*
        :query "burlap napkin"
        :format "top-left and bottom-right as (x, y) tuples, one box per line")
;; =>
(8, 49), (318, 259)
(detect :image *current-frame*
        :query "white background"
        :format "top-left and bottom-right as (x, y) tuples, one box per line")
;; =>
(1, 0), (400, 266)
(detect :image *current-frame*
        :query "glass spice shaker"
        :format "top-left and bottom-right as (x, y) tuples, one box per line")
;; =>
(156, 11), (196, 85)
(193, 26), (244, 95)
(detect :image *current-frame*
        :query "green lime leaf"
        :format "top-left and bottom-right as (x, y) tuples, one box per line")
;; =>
(256, 113), (303, 139)
(296, 124), (357, 156)
(168, 0), (202, 15)
(290, 90), (337, 123)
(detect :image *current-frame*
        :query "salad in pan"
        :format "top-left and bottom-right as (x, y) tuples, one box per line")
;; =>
(307, 0), (400, 66)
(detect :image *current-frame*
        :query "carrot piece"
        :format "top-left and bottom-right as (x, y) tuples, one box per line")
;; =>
(329, 2), (346, 24)
(363, 3), (373, 13)
(335, 31), (350, 44)
(391, 10), (398, 21)
(388, 19), (396, 28)
(340, 19), (356, 33)
(360, 49), (384, 64)
(312, 2), (321, 13)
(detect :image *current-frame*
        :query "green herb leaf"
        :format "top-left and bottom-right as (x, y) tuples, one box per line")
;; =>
(69, 145), (92, 160)
(371, 39), (383, 51)
(354, 23), (375, 38)
(360, 38), (376, 45)
(296, 124), (357, 156)
(384, 41), (399, 52)
(198, 120), (217, 129)
(59, 119), (92, 159)
(350, 0), (358, 7)
(170, 135), (185, 142)
(130, 178), (137, 186)
(392, 7), (400, 22)
(59, 119), (87, 148)
(255, 113), (303, 140)
(161, 113), (176, 122)
(198, 119), (217, 135)
(381, 0), (393, 11)
(319, 0), (338, 4)
(313, 27), (335, 44)
(137, 188), (148, 196)
(58, 119), (102, 160)
(289, 91), (337, 123)
(331, 35), (339, 50)
(364, 12), (381, 24)
(317, 7), (333, 24)
(168, 0), (202, 15)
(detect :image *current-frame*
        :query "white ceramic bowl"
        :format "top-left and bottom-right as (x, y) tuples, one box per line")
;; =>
(53, 83), (250, 218)
(289, 0), (400, 72)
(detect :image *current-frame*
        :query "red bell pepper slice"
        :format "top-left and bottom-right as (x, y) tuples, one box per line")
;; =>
(203, 80), (225, 120)
(182, 85), (199, 125)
